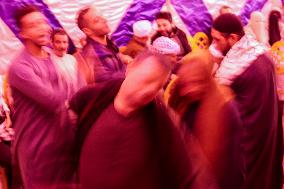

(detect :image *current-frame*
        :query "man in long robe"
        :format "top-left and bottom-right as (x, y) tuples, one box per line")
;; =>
(212, 13), (283, 189)
(169, 54), (244, 189)
(8, 5), (76, 188)
(69, 52), (218, 189)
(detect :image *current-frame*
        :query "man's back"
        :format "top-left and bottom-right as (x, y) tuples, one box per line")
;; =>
(78, 98), (204, 189)
(79, 102), (161, 189)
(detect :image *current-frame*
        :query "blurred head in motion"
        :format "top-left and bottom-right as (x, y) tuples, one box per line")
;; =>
(15, 5), (51, 47)
(168, 50), (244, 189)
(169, 51), (214, 114)
(115, 51), (171, 114)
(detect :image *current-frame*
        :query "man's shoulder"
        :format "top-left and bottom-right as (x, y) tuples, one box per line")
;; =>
(234, 53), (275, 84)
(83, 39), (114, 58)
(126, 39), (144, 50)
(255, 53), (274, 63)
(151, 32), (162, 43)
(64, 54), (77, 62)
(80, 42), (100, 62)
(251, 53), (275, 71)
(174, 27), (187, 37)
(9, 48), (31, 70)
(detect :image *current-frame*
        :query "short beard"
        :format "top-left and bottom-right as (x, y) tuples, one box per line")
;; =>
(222, 44), (232, 56)
(160, 29), (173, 37)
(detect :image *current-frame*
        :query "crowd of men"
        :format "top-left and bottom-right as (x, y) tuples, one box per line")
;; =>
(0, 3), (283, 189)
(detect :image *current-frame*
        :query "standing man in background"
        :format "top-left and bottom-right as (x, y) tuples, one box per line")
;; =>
(212, 13), (282, 189)
(76, 6), (127, 83)
(152, 11), (191, 60)
(51, 28), (83, 98)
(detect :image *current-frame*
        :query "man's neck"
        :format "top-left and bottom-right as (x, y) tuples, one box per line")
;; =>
(90, 35), (107, 46)
(54, 51), (66, 58)
(25, 41), (47, 58)
(114, 92), (136, 117)
(133, 36), (147, 46)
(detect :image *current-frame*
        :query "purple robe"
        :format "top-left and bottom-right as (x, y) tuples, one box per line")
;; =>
(8, 49), (76, 189)
(230, 54), (283, 189)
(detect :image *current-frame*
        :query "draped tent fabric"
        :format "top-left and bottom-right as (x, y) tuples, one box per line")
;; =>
(111, 0), (166, 46)
(0, 0), (283, 71)
(43, 0), (133, 47)
(0, 0), (62, 35)
(202, 0), (247, 19)
(0, 18), (22, 75)
(171, 0), (213, 36)
(0, 0), (76, 55)
(239, 0), (268, 25)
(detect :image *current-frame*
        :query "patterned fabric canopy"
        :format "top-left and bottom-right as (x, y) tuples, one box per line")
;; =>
(0, 0), (283, 72)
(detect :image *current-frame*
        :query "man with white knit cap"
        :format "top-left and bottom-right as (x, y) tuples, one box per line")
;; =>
(150, 36), (180, 73)
(123, 20), (152, 58)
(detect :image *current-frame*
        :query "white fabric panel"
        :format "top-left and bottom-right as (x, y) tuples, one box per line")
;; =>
(203, 0), (246, 18)
(0, 0), (280, 75)
(0, 18), (23, 75)
(261, 0), (282, 20)
(43, 0), (133, 47)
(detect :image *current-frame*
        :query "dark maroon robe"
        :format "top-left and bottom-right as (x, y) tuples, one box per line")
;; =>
(70, 80), (218, 189)
(230, 54), (283, 189)
(168, 81), (245, 189)
(181, 99), (244, 189)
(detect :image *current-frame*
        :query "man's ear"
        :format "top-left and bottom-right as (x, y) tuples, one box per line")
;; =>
(50, 41), (54, 48)
(82, 27), (92, 37)
(19, 30), (27, 39)
(228, 33), (241, 45)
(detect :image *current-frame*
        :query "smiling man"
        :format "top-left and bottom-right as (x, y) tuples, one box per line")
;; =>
(76, 6), (126, 83)
(151, 11), (191, 60)
(51, 28), (82, 98)
(8, 5), (76, 188)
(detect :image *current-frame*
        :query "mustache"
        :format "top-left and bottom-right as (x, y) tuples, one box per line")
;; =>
(53, 48), (67, 52)
(57, 48), (67, 51)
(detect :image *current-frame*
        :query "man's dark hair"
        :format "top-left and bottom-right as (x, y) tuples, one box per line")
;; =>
(212, 13), (245, 37)
(220, 5), (231, 10)
(14, 5), (41, 29)
(219, 5), (232, 13)
(51, 28), (68, 41)
(155, 11), (172, 23)
(77, 7), (90, 30)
